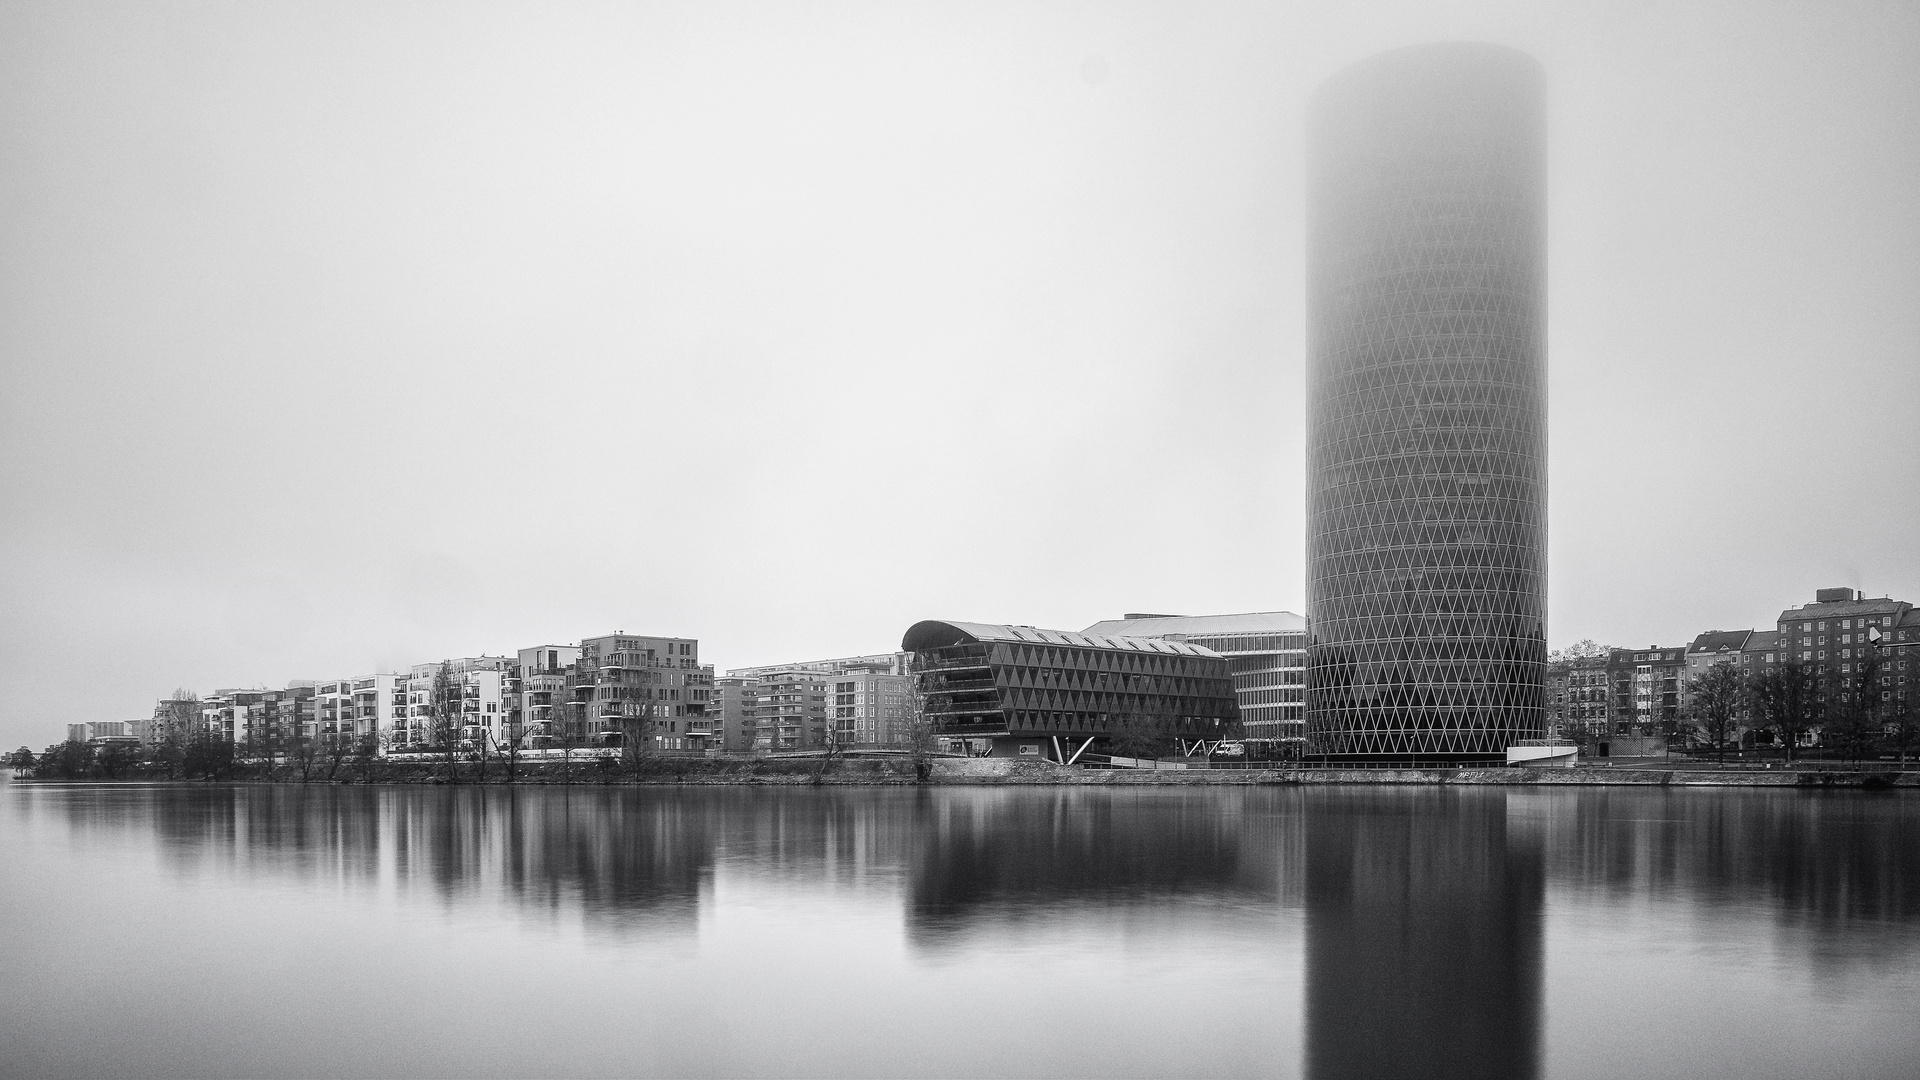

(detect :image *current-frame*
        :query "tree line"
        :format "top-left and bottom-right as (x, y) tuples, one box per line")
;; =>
(1682, 652), (1918, 765)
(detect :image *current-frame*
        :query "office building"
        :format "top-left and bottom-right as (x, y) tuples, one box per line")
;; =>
(1305, 43), (1549, 761)
(902, 620), (1238, 760)
(1082, 612), (1306, 755)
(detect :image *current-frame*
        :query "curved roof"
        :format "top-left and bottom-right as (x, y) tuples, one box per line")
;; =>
(901, 620), (1224, 658)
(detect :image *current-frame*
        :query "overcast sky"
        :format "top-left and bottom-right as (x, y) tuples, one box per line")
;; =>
(2, 0), (1916, 748)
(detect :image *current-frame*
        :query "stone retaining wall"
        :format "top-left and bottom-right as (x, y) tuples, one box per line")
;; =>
(924, 759), (1920, 787)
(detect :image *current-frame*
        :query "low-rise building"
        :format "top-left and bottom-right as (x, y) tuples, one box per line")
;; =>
(67, 721), (146, 747)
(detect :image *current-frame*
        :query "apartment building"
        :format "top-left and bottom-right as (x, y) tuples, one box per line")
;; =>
(194, 685), (314, 749)
(723, 653), (915, 750)
(728, 652), (911, 678)
(1775, 588), (1911, 688)
(513, 644), (581, 749)
(313, 674), (403, 751)
(1607, 647), (1686, 734)
(385, 658), (515, 751)
(711, 676), (760, 753)
(1546, 655), (1608, 738)
(745, 669), (829, 751)
(570, 634), (716, 752)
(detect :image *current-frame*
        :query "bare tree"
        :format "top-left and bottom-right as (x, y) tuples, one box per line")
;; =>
(429, 660), (462, 783)
(1750, 662), (1821, 765)
(812, 717), (849, 784)
(1822, 654), (1884, 767)
(553, 698), (584, 784)
(151, 689), (200, 780)
(1684, 660), (1744, 764)
(1548, 639), (1611, 663)
(618, 706), (652, 773)
(289, 731), (320, 782)
(499, 700), (536, 783)
(322, 727), (358, 782)
(902, 674), (936, 781)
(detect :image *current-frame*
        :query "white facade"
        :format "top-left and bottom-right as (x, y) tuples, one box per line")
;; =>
(314, 674), (403, 751)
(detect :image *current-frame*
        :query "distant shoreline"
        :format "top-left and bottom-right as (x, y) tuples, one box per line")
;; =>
(14, 761), (1920, 788)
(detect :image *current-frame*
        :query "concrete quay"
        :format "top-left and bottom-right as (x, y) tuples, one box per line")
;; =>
(927, 759), (1920, 787)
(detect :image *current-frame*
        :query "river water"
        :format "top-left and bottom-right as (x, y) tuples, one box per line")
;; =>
(2, 777), (1916, 1079)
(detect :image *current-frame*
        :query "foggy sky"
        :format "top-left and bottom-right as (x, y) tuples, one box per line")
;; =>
(3, 1), (1916, 748)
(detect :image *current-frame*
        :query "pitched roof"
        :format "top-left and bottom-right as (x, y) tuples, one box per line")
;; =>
(902, 620), (1223, 658)
(1080, 611), (1305, 638)
(1743, 630), (1783, 650)
(1687, 629), (1753, 654)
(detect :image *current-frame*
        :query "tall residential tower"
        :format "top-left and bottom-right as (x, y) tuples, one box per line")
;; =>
(1305, 43), (1548, 761)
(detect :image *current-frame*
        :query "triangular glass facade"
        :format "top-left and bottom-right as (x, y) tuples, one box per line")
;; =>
(1305, 44), (1548, 760)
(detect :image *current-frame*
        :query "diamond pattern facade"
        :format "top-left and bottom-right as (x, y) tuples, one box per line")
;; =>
(1305, 44), (1548, 760)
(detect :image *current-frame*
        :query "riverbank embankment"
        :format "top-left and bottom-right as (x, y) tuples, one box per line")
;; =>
(923, 759), (1920, 787)
(17, 758), (1919, 787)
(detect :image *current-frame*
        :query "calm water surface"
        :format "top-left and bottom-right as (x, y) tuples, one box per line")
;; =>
(2, 777), (1916, 1079)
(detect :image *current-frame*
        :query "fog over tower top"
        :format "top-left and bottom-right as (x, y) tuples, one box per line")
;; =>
(1303, 43), (1549, 763)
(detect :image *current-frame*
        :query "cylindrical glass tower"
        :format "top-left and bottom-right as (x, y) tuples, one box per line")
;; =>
(1305, 42), (1547, 761)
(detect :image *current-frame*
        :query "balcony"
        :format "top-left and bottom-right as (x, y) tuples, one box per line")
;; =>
(926, 674), (995, 692)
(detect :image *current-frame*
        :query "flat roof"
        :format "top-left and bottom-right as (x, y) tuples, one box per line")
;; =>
(1081, 611), (1305, 638)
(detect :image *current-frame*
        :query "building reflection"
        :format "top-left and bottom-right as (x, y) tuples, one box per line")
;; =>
(905, 788), (1299, 949)
(114, 784), (944, 939)
(1304, 788), (1544, 1080)
(130, 785), (729, 938)
(1523, 787), (1920, 979)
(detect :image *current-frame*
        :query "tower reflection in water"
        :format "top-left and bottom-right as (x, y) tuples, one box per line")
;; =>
(1305, 788), (1544, 1080)
(906, 788), (1296, 947)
